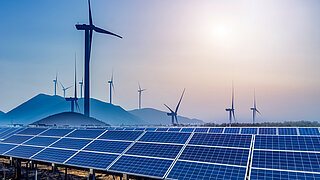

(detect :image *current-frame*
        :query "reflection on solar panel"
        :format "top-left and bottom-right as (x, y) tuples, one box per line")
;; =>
(0, 128), (10, 133)
(241, 128), (258, 135)
(208, 128), (224, 134)
(2, 135), (33, 144)
(299, 128), (320, 136)
(194, 128), (209, 133)
(0, 128), (24, 139)
(66, 151), (118, 169)
(99, 131), (143, 141)
(252, 150), (320, 172)
(224, 128), (240, 134)
(254, 135), (320, 152)
(179, 146), (249, 166)
(5, 145), (43, 159)
(40, 129), (73, 137)
(156, 128), (168, 132)
(84, 140), (131, 153)
(67, 130), (105, 139)
(278, 128), (298, 135)
(115, 128), (124, 130)
(0, 143), (16, 154)
(51, 138), (91, 150)
(189, 133), (252, 148)
(33, 148), (77, 163)
(17, 128), (47, 135)
(126, 142), (182, 159)
(139, 132), (191, 144)
(134, 128), (145, 131)
(168, 128), (181, 132)
(259, 128), (276, 135)
(250, 168), (320, 180)
(109, 155), (172, 178)
(24, 136), (59, 147)
(145, 128), (156, 131)
(167, 161), (247, 180)
(180, 128), (194, 132)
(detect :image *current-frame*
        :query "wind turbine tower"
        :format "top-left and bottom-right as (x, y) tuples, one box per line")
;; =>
(76, 0), (122, 117)
(225, 85), (235, 126)
(66, 57), (80, 112)
(60, 82), (72, 98)
(138, 82), (146, 109)
(164, 89), (186, 125)
(79, 78), (83, 99)
(107, 71), (114, 104)
(53, 73), (58, 96)
(250, 90), (261, 124)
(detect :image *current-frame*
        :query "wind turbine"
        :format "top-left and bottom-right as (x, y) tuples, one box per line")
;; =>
(60, 82), (72, 98)
(107, 71), (114, 104)
(250, 90), (261, 124)
(225, 85), (235, 126)
(164, 89), (186, 125)
(53, 73), (58, 96)
(138, 82), (146, 109)
(79, 77), (83, 99)
(76, 0), (122, 117)
(66, 56), (80, 112)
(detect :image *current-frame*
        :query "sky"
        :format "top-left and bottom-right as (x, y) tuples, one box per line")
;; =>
(0, 0), (319, 123)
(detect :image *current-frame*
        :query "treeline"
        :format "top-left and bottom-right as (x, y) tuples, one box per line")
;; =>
(201, 121), (320, 127)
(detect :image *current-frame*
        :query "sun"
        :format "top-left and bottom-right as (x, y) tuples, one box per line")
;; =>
(213, 25), (230, 39)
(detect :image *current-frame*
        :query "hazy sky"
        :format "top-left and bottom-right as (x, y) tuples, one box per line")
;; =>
(0, 0), (319, 123)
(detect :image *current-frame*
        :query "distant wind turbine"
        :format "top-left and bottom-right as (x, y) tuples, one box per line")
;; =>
(225, 85), (235, 126)
(250, 90), (261, 124)
(164, 89), (186, 125)
(66, 55), (80, 112)
(79, 77), (83, 99)
(138, 82), (146, 109)
(76, 0), (122, 117)
(53, 73), (58, 96)
(108, 71), (115, 104)
(60, 82), (72, 98)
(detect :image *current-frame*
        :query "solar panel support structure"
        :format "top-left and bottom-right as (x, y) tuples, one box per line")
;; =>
(14, 158), (22, 180)
(88, 169), (95, 180)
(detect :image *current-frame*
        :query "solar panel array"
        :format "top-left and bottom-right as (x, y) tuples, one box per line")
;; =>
(0, 127), (320, 180)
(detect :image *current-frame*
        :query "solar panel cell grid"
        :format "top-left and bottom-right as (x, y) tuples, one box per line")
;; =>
(2, 135), (33, 144)
(17, 128), (47, 135)
(278, 128), (298, 135)
(23, 136), (59, 147)
(180, 128), (194, 132)
(241, 128), (258, 135)
(208, 128), (224, 134)
(51, 138), (91, 150)
(66, 151), (118, 169)
(84, 140), (131, 154)
(168, 128), (181, 132)
(299, 128), (320, 136)
(33, 148), (77, 163)
(5, 145), (43, 159)
(250, 168), (320, 180)
(67, 130), (105, 139)
(145, 128), (157, 131)
(224, 128), (240, 134)
(134, 128), (145, 131)
(259, 128), (277, 135)
(0, 143), (17, 154)
(139, 132), (191, 144)
(98, 130), (143, 141)
(40, 129), (73, 137)
(194, 128), (209, 133)
(0, 128), (24, 139)
(156, 128), (168, 132)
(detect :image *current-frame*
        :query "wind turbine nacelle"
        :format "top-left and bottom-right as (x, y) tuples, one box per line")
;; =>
(108, 81), (112, 83)
(250, 108), (255, 110)
(76, 24), (91, 30)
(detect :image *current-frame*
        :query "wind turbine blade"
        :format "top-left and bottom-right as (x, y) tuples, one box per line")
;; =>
(93, 26), (122, 39)
(175, 115), (178, 124)
(59, 82), (65, 89)
(66, 85), (73, 90)
(175, 88), (186, 113)
(232, 110), (236, 122)
(254, 89), (256, 108)
(231, 84), (234, 109)
(74, 53), (77, 99)
(164, 104), (174, 113)
(138, 82), (141, 91)
(75, 101), (80, 112)
(88, 0), (93, 25)
(256, 109), (261, 115)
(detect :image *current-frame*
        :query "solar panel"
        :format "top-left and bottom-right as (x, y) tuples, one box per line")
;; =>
(5, 145), (43, 159)
(252, 150), (320, 172)
(109, 155), (172, 178)
(194, 128), (209, 133)
(23, 136), (59, 147)
(66, 151), (118, 169)
(0, 128), (10, 133)
(99, 130), (143, 141)
(17, 128), (47, 135)
(0, 143), (17, 154)
(241, 128), (258, 135)
(115, 128), (125, 130)
(224, 128), (240, 134)
(84, 140), (131, 154)
(278, 128), (298, 135)
(125, 142), (183, 159)
(50, 138), (91, 150)
(189, 133), (252, 148)
(254, 135), (320, 152)
(168, 128), (181, 132)
(124, 128), (134, 130)
(135, 128), (145, 131)
(145, 128), (157, 131)
(2, 135), (33, 144)
(67, 129), (105, 139)
(0, 128), (24, 139)
(139, 132), (191, 144)
(33, 148), (77, 163)
(299, 128), (320, 136)
(259, 128), (277, 135)
(156, 128), (168, 132)
(40, 129), (73, 137)
(250, 168), (320, 180)
(208, 128), (224, 134)
(179, 146), (249, 166)
(180, 128), (194, 132)
(167, 161), (247, 180)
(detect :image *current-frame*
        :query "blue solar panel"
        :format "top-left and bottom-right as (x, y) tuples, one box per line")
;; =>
(189, 134), (252, 148)
(194, 128), (209, 133)
(241, 128), (258, 135)
(33, 148), (77, 163)
(99, 131), (143, 141)
(299, 128), (320, 136)
(0, 128), (10, 134)
(23, 136), (59, 147)
(0, 128), (24, 139)
(115, 128), (125, 130)
(139, 132), (191, 144)
(278, 128), (298, 135)
(109, 155), (172, 178)
(250, 168), (320, 180)
(181, 128), (194, 132)
(124, 128), (134, 130)
(156, 128), (168, 132)
(17, 128), (48, 135)
(5, 145), (43, 159)
(208, 128), (224, 133)
(167, 161), (247, 180)
(84, 140), (131, 153)
(254, 135), (320, 152)
(259, 128), (276, 135)
(0, 143), (17, 154)
(135, 128), (145, 131)
(168, 128), (181, 132)
(66, 151), (118, 169)
(40, 129), (73, 137)
(179, 146), (249, 166)
(2, 135), (33, 144)
(51, 138), (91, 150)
(126, 142), (183, 159)
(145, 128), (156, 131)
(224, 128), (240, 134)
(252, 150), (320, 172)
(67, 129), (105, 139)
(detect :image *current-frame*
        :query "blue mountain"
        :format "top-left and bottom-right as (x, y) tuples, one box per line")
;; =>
(0, 111), (4, 116)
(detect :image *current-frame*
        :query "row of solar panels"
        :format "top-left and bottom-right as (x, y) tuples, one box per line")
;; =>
(0, 127), (320, 179)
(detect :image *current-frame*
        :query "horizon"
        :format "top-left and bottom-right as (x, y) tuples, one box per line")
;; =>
(1, 0), (320, 123)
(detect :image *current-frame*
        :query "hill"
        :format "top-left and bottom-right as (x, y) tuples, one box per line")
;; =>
(32, 112), (109, 127)
(0, 111), (4, 116)
(129, 108), (204, 125)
